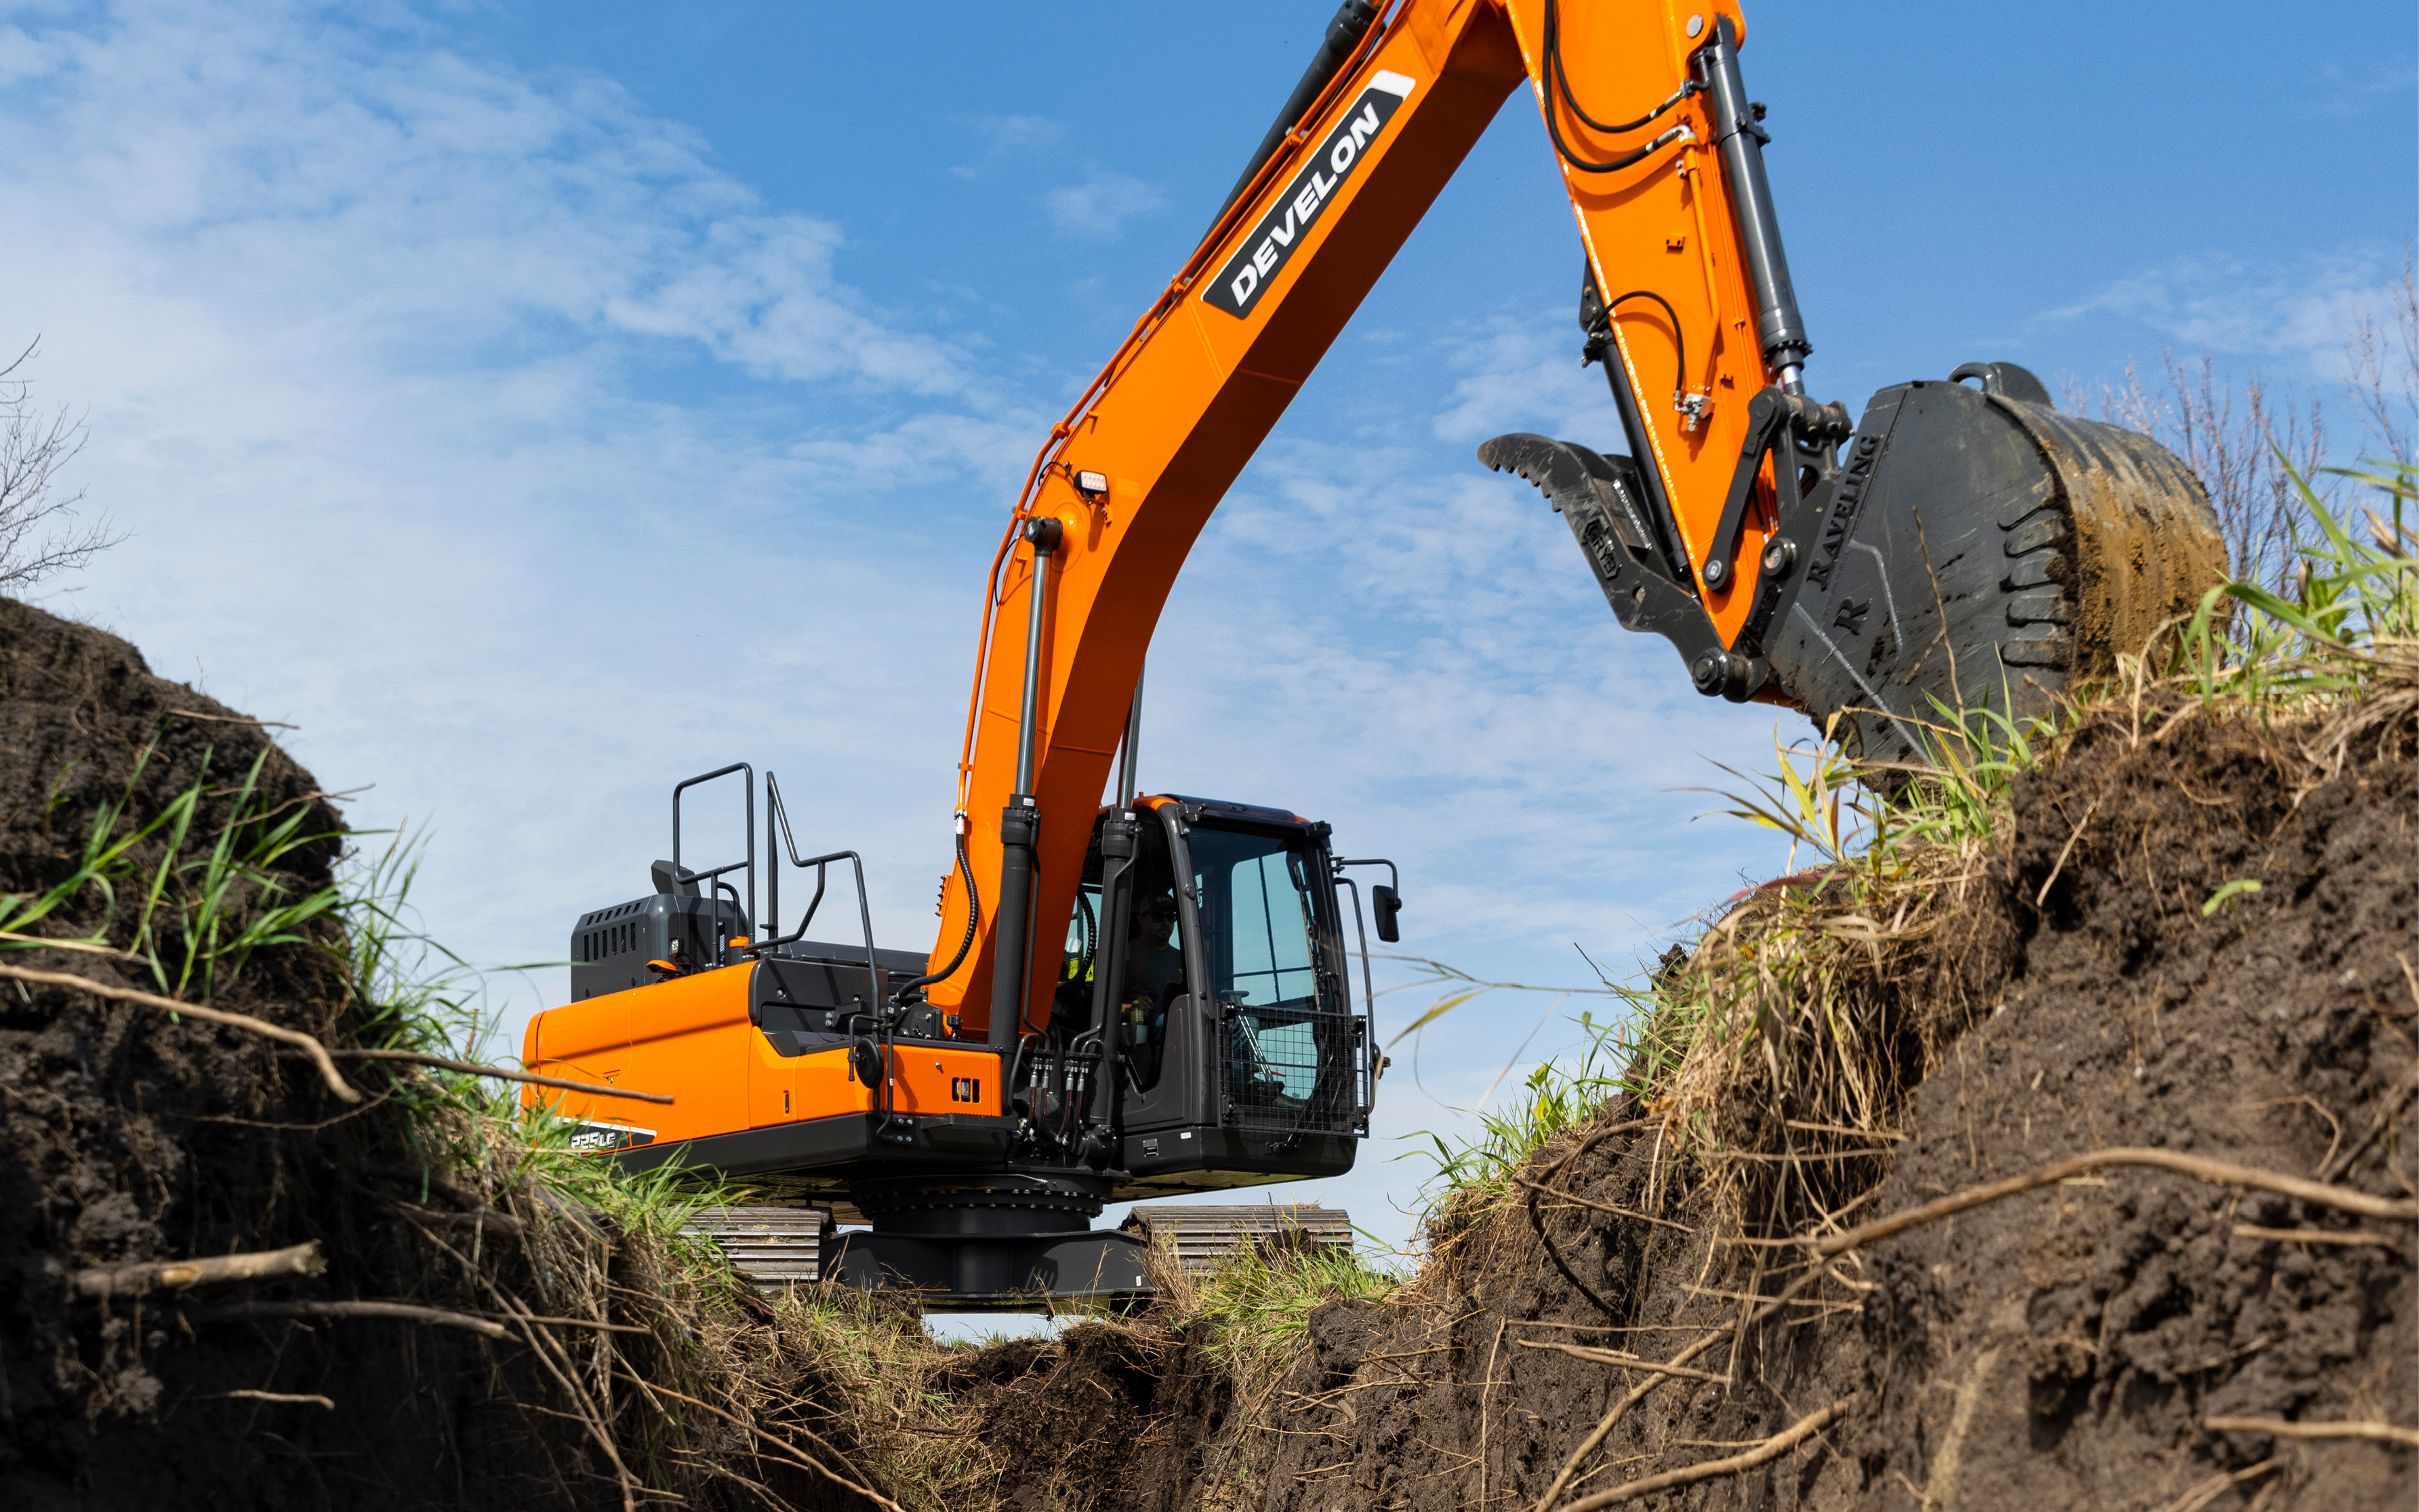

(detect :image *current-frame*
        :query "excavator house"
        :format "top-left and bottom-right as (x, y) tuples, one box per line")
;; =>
(523, 0), (2226, 1309)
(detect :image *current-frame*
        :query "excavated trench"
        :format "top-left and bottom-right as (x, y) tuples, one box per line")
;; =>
(3, 596), (2410, 1511)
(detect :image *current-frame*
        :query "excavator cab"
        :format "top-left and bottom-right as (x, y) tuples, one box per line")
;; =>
(1043, 796), (1377, 1177)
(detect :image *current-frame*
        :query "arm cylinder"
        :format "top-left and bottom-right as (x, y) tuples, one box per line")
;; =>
(1697, 18), (1810, 388)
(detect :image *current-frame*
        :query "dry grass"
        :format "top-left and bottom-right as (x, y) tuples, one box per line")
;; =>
(1623, 459), (2416, 1250)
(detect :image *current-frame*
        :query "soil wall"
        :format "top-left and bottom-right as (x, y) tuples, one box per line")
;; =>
(0, 600), (595, 1509)
(1207, 699), (2415, 1511)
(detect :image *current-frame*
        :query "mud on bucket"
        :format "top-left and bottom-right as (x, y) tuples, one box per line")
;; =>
(1766, 365), (2229, 769)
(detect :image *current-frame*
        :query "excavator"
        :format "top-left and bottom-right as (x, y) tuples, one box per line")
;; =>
(521, 0), (2224, 1309)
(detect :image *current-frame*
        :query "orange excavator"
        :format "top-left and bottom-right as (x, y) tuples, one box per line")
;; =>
(523, 0), (2222, 1308)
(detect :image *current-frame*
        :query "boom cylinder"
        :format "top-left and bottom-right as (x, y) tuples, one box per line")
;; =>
(1696, 18), (1810, 389)
(990, 516), (1062, 1050)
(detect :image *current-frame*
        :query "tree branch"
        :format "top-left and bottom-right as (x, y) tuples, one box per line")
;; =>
(75, 1240), (323, 1299)
(0, 962), (360, 1103)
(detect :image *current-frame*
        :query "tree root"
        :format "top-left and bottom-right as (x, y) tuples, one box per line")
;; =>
(1553, 1395), (1856, 1511)
(616, 1368), (909, 1512)
(1811, 1146), (2418, 1259)
(75, 1240), (323, 1299)
(332, 1048), (674, 1105)
(0, 962), (359, 1102)
(2205, 1415), (2419, 1448)
(192, 1299), (510, 1338)
(1514, 1339), (1728, 1384)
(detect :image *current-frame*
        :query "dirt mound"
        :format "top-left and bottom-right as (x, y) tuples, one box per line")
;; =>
(0, 599), (594, 1509)
(935, 1321), (1232, 1512)
(1219, 693), (2415, 1509)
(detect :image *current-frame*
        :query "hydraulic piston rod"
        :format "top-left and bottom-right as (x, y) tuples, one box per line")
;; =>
(1696, 18), (1810, 390)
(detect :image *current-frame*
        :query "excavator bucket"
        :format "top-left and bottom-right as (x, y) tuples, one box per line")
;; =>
(1490, 363), (2227, 769)
(1763, 367), (2227, 767)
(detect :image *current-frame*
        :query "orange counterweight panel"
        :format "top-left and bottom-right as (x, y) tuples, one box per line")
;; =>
(522, 964), (755, 1145)
(746, 1036), (1004, 1129)
(522, 964), (1002, 1151)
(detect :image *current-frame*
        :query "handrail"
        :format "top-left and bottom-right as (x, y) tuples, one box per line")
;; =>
(762, 771), (881, 1013)
(673, 763), (754, 933)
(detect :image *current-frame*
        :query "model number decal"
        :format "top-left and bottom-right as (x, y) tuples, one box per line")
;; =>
(568, 1121), (657, 1152)
(1202, 70), (1417, 320)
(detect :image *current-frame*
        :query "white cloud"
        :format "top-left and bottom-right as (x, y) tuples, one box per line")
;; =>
(0, 0), (996, 1023)
(2041, 245), (2406, 381)
(1044, 167), (1166, 239)
(971, 113), (1064, 155)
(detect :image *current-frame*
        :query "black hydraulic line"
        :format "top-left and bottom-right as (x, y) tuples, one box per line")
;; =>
(1544, 0), (1700, 135)
(1696, 17), (1810, 381)
(1540, 0), (1696, 174)
(1581, 265), (1694, 590)
(988, 516), (1061, 1050)
(1595, 289), (1686, 408)
(1209, 0), (1383, 232)
(891, 825), (981, 1006)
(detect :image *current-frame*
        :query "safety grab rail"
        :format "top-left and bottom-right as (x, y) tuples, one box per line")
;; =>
(761, 771), (882, 1014)
(673, 763), (754, 936)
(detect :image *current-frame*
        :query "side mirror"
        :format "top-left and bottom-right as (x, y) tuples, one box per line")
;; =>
(1371, 884), (1402, 944)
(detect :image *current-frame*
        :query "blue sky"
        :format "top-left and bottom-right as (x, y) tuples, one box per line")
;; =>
(7, 1), (2412, 1270)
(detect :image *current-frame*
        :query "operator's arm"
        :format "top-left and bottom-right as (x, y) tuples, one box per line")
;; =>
(933, 0), (1769, 1036)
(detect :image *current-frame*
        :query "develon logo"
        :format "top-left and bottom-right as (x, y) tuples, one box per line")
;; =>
(1202, 70), (1418, 320)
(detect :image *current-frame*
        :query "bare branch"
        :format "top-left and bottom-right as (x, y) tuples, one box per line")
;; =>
(0, 961), (361, 1103)
(0, 339), (118, 590)
(75, 1240), (324, 1299)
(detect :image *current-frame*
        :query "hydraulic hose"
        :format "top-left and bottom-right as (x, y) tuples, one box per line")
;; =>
(891, 823), (981, 1006)
(1593, 288), (1688, 409)
(1541, 0), (1699, 174)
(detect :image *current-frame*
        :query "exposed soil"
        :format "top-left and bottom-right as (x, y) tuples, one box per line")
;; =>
(932, 1322), (1232, 1512)
(1211, 696), (2416, 1511)
(0, 599), (599, 1509)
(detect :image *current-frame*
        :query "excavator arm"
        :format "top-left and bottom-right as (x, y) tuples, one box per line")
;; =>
(927, 0), (2223, 1042)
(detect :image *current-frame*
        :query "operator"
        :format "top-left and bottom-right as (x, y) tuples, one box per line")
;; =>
(1121, 891), (1184, 1086)
(1124, 892), (1184, 1009)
